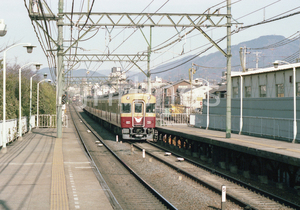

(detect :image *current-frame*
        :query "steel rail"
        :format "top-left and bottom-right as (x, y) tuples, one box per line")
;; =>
(144, 140), (300, 210)
(132, 142), (253, 209)
(72, 105), (178, 210)
(69, 105), (122, 210)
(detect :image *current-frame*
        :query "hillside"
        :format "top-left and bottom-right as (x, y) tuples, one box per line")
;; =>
(38, 68), (107, 81)
(134, 35), (299, 82)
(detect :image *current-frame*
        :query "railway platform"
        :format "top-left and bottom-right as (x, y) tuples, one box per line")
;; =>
(156, 125), (300, 165)
(0, 127), (113, 210)
(156, 125), (300, 189)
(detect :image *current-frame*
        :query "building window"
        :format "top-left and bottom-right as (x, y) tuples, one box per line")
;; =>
(260, 85), (267, 97)
(276, 84), (284, 97)
(245, 86), (251, 98)
(233, 87), (239, 98)
(297, 83), (300, 96)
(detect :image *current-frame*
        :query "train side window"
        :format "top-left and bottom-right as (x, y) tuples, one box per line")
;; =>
(146, 103), (155, 113)
(122, 103), (131, 113)
(135, 103), (142, 113)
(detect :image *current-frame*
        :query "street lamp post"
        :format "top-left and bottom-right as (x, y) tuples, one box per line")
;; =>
(200, 78), (210, 129)
(273, 60), (297, 143)
(29, 73), (47, 133)
(0, 19), (7, 36)
(37, 79), (51, 128)
(18, 62), (42, 140)
(191, 64), (210, 129)
(192, 77), (210, 129)
(2, 43), (36, 153)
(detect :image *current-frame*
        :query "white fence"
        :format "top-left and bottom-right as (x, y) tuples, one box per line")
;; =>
(37, 114), (68, 128)
(0, 115), (34, 147)
(0, 114), (68, 147)
(193, 114), (300, 142)
(156, 113), (189, 126)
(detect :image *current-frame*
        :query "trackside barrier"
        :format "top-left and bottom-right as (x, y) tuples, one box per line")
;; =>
(0, 115), (34, 147)
(156, 113), (189, 126)
(0, 114), (68, 147)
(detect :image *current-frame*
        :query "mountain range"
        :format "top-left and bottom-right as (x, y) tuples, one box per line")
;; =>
(38, 35), (300, 83)
(137, 35), (300, 82)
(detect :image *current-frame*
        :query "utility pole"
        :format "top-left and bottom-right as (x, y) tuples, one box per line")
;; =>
(57, 0), (64, 138)
(253, 51), (262, 69)
(243, 47), (247, 71)
(226, 0), (232, 138)
(189, 66), (196, 115)
(147, 26), (152, 94)
(239, 46), (250, 72)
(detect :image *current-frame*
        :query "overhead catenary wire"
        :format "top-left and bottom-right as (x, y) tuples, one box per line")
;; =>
(240, 7), (300, 30)
(88, 0), (168, 78)
(24, 1), (300, 81)
(142, 3), (300, 76)
(127, 0), (247, 75)
(23, 0), (57, 81)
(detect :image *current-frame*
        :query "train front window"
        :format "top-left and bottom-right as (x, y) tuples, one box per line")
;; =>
(135, 103), (142, 113)
(122, 103), (131, 113)
(146, 103), (155, 113)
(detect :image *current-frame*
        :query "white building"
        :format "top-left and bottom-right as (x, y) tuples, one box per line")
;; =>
(109, 67), (127, 83)
(181, 85), (212, 111)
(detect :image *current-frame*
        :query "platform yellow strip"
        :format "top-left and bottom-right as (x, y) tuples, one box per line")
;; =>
(51, 138), (69, 210)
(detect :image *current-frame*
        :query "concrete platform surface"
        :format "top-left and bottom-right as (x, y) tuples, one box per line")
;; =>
(0, 127), (113, 210)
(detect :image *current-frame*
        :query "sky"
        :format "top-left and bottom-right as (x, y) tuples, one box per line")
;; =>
(1, 0), (300, 81)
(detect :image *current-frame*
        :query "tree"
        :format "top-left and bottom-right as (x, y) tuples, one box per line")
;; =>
(0, 62), (56, 120)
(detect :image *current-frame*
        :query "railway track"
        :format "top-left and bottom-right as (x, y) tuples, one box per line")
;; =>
(131, 142), (300, 210)
(78, 101), (300, 209)
(69, 104), (175, 210)
(72, 104), (246, 209)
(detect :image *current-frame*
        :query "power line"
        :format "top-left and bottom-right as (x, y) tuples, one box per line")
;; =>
(240, 8), (300, 30)
(249, 32), (300, 50)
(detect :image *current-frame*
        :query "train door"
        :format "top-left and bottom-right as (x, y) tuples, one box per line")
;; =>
(132, 100), (145, 127)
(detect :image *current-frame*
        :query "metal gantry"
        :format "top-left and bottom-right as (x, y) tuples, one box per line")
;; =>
(62, 12), (229, 27)
(26, 0), (234, 138)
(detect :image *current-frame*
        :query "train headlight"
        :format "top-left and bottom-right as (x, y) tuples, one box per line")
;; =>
(122, 129), (130, 134)
(126, 96), (130, 100)
(147, 96), (151, 100)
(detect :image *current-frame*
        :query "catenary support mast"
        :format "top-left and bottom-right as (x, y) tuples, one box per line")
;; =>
(57, 0), (64, 138)
(226, 0), (232, 138)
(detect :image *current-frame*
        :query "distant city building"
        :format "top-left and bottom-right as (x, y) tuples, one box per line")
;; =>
(109, 67), (127, 83)
(209, 84), (227, 98)
(181, 85), (212, 111)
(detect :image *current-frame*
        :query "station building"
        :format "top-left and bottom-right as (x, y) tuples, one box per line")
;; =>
(198, 62), (300, 142)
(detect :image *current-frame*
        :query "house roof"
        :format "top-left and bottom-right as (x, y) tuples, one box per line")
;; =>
(231, 62), (300, 78)
(162, 79), (190, 89)
(209, 84), (227, 94)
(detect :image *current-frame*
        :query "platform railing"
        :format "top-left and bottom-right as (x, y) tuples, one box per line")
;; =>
(156, 113), (189, 126)
(37, 114), (68, 128)
(0, 114), (68, 147)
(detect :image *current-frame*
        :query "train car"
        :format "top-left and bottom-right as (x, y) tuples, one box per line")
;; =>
(84, 90), (156, 140)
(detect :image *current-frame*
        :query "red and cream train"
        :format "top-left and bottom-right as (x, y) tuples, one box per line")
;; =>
(83, 90), (156, 140)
